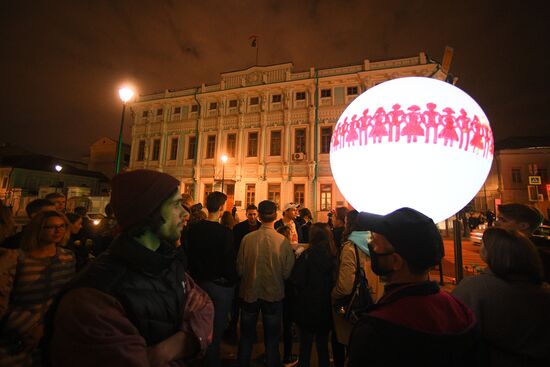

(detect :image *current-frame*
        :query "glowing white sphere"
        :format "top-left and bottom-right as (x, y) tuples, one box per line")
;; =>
(330, 77), (493, 223)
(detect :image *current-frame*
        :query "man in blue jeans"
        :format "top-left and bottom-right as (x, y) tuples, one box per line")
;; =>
(237, 200), (296, 367)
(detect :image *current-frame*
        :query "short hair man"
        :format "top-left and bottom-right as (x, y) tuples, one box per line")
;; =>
(332, 206), (349, 248)
(49, 169), (213, 366)
(275, 202), (303, 245)
(45, 192), (66, 212)
(237, 200), (295, 367)
(1, 198), (56, 249)
(496, 203), (543, 234)
(228, 204), (261, 335)
(348, 207), (479, 366)
(186, 191), (238, 367)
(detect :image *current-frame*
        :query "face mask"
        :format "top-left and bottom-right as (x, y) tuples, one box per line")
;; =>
(368, 244), (395, 276)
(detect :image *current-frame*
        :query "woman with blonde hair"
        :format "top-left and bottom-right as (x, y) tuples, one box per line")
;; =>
(0, 211), (75, 366)
(453, 227), (550, 366)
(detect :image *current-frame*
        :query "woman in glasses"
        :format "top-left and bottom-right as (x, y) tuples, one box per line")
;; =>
(0, 210), (75, 366)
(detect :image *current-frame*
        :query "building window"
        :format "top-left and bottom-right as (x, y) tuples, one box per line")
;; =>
(142, 110), (149, 118)
(206, 135), (216, 159)
(227, 134), (237, 157)
(204, 184), (213, 205)
(267, 184), (281, 209)
(247, 132), (258, 157)
(272, 94), (282, 103)
(321, 89), (331, 98)
(229, 99), (238, 108)
(512, 168), (522, 183)
(191, 104), (199, 113)
(246, 184), (256, 206)
(294, 184), (305, 207)
(137, 140), (146, 161)
(169, 137), (178, 160)
(320, 184), (332, 211)
(321, 127), (332, 154)
(270, 130), (281, 156)
(187, 136), (196, 159)
(152, 139), (161, 161)
(295, 128), (306, 153)
(174, 106), (181, 114)
(156, 108), (163, 116)
(296, 91), (306, 100)
(250, 97), (259, 105)
(347, 86), (358, 95)
(184, 183), (194, 198)
(209, 102), (217, 110)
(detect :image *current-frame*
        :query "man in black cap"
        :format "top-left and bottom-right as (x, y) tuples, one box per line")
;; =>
(49, 169), (213, 367)
(348, 207), (480, 367)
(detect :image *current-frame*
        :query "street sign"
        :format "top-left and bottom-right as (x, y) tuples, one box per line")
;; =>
(529, 176), (542, 185)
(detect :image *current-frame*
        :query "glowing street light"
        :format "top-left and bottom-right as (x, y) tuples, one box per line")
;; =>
(54, 165), (63, 172)
(115, 87), (135, 174)
(221, 154), (228, 192)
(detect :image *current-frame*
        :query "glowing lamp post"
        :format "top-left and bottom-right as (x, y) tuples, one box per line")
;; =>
(220, 154), (228, 192)
(115, 87), (134, 174)
(330, 77), (493, 223)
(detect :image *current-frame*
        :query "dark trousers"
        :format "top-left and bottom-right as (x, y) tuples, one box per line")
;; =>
(331, 330), (346, 367)
(298, 329), (330, 367)
(282, 295), (295, 360)
(199, 281), (235, 367)
(238, 299), (283, 367)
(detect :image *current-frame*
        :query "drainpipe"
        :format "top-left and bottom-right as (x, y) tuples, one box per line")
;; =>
(193, 88), (201, 202)
(313, 69), (319, 221)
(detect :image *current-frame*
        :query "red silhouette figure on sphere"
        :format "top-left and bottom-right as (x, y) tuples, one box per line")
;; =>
(369, 107), (389, 143)
(457, 108), (471, 151)
(401, 105), (425, 143)
(438, 107), (459, 147)
(387, 104), (404, 142)
(422, 102), (440, 144)
(359, 108), (371, 145)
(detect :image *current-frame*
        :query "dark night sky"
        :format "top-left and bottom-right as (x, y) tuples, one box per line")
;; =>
(1, 0), (549, 161)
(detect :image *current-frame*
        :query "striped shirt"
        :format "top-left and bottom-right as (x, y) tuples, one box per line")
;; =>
(0, 247), (75, 366)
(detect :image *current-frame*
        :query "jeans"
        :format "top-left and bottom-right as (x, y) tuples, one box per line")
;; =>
(298, 329), (329, 367)
(238, 299), (283, 367)
(198, 281), (235, 367)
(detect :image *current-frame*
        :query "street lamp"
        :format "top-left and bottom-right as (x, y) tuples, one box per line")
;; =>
(115, 87), (134, 174)
(221, 154), (228, 192)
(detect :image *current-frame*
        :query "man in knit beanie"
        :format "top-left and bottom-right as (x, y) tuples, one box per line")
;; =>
(49, 170), (214, 367)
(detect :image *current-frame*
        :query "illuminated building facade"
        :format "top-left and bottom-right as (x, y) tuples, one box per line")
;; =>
(128, 52), (447, 220)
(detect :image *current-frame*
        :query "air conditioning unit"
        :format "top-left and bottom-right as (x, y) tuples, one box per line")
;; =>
(292, 152), (305, 161)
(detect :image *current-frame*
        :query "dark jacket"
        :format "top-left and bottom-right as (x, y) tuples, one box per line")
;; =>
(187, 219), (238, 286)
(348, 281), (480, 367)
(453, 270), (550, 366)
(232, 219), (261, 254)
(58, 235), (187, 345)
(274, 218), (304, 243)
(289, 244), (335, 332)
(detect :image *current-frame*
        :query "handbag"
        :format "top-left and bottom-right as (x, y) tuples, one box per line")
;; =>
(333, 244), (374, 324)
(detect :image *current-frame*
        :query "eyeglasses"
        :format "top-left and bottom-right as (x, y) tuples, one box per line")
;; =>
(44, 224), (67, 231)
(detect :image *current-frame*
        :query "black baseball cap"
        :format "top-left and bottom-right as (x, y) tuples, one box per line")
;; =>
(358, 207), (444, 271)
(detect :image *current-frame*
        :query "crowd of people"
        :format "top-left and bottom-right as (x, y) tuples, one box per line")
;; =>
(0, 168), (549, 367)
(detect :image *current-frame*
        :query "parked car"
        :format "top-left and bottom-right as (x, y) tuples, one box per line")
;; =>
(469, 225), (486, 245)
(470, 224), (550, 247)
